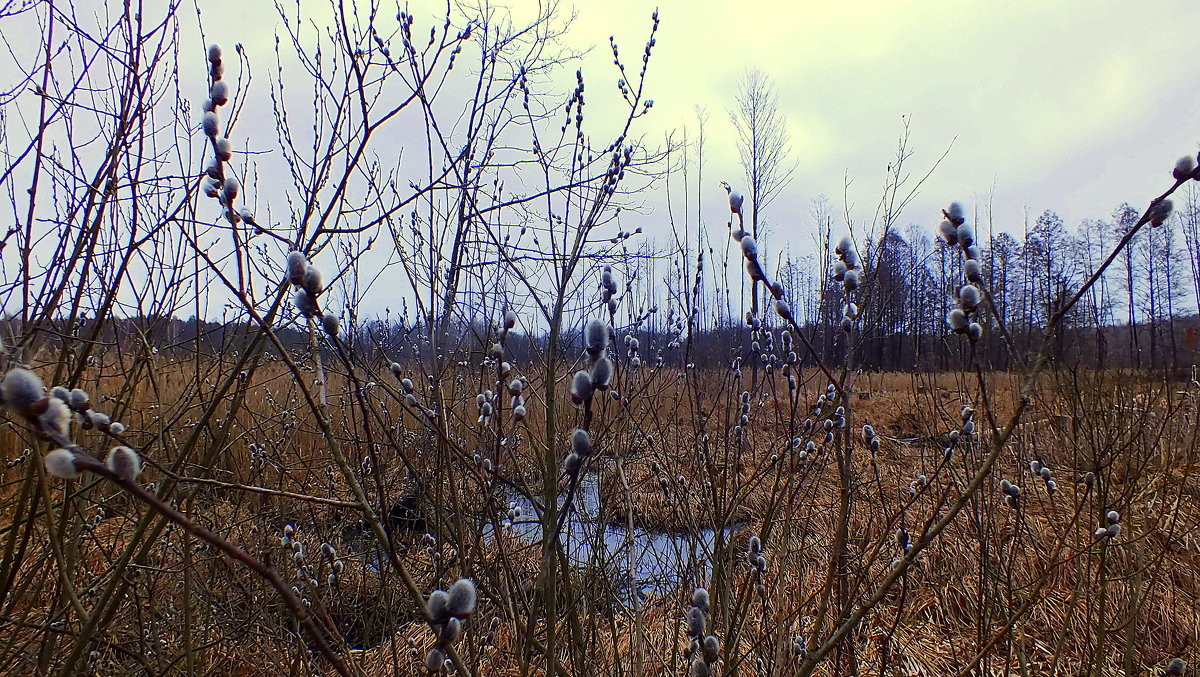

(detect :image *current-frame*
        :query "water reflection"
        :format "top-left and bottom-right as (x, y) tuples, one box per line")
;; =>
(489, 472), (735, 601)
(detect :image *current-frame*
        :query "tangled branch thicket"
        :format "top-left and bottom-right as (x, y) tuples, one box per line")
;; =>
(0, 2), (1197, 676)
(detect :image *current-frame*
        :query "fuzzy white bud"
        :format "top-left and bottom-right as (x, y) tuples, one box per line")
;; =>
(584, 319), (609, 357)
(570, 370), (594, 405)
(426, 589), (451, 623)
(69, 388), (90, 409)
(2, 368), (46, 416)
(302, 266), (324, 296)
(946, 202), (965, 223)
(591, 356), (613, 391)
(210, 80), (229, 107)
(1174, 155), (1197, 181)
(44, 448), (81, 479)
(964, 259), (982, 282)
(563, 452), (583, 474)
(958, 285), (980, 312)
(571, 428), (592, 457)
(740, 236), (758, 260)
(221, 176), (239, 204)
(835, 236), (852, 256)
(1149, 199), (1173, 227)
(947, 309), (968, 333)
(105, 446), (141, 481)
(939, 220), (958, 245)
(286, 251), (309, 286)
(446, 578), (477, 618)
(438, 617), (462, 647)
(956, 224), (975, 247)
(294, 290), (319, 318)
(321, 313), (340, 337)
(39, 398), (70, 435)
(201, 111), (219, 138)
(831, 261), (847, 281)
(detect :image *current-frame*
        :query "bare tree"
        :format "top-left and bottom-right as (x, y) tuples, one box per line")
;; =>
(728, 68), (796, 242)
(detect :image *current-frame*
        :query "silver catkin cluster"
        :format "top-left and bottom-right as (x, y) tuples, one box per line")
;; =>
(570, 318), (615, 409)
(494, 309), (528, 423)
(282, 525), (322, 596)
(600, 264), (620, 316)
(938, 202), (985, 342)
(908, 473), (929, 497)
(832, 235), (862, 332)
(959, 405), (975, 438)
(1094, 509), (1122, 540)
(475, 391), (494, 426)
(780, 330), (798, 390)
(501, 500), (523, 530)
(797, 382), (841, 454)
(1028, 459), (1057, 495)
(734, 390), (751, 443)
(747, 325), (781, 374)
(199, 45), (257, 229)
(1148, 152), (1200, 228)
(320, 542), (346, 586)
(424, 578), (477, 672)
(2, 369), (137, 481)
(652, 461), (676, 505)
(862, 424), (881, 454)
(390, 362), (421, 410)
(286, 252), (335, 333)
(509, 375), (528, 422)
(685, 587), (721, 676)
(746, 534), (768, 597)
(998, 478), (1022, 510)
(623, 332), (642, 369)
(722, 183), (788, 314)
(1163, 657), (1186, 677)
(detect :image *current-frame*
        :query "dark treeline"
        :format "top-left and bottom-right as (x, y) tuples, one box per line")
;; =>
(683, 194), (1200, 373)
(22, 193), (1200, 375)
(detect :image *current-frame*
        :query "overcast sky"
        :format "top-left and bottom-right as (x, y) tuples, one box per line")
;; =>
(585, 0), (1200, 234)
(4, 0), (1200, 320)
(203, 0), (1200, 240)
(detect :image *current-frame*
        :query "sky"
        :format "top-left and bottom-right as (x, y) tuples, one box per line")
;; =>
(212, 0), (1198, 236)
(575, 0), (1200, 236)
(3, 0), (1200, 319)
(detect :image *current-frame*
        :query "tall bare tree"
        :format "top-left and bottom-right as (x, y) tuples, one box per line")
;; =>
(729, 68), (796, 242)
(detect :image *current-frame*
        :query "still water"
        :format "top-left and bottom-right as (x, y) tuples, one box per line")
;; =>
(489, 472), (736, 601)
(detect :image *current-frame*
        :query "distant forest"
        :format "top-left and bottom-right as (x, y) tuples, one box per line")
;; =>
(27, 192), (1200, 375)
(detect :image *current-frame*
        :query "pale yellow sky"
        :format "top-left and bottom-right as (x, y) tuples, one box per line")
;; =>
(563, 0), (1200, 238)
(3, 0), (1199, 318)
(177, 0), (1200, 243)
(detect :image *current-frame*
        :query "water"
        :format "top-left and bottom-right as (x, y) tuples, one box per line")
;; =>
(490, 472), (736, 602)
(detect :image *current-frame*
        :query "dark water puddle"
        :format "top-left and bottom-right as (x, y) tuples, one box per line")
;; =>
(489, 472), (735, 602)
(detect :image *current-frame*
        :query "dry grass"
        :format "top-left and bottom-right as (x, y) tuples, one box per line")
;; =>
(1, 356), (1197, 675)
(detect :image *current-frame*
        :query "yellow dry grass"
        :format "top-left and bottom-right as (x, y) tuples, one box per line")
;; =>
(1, 358), (1196, 675)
